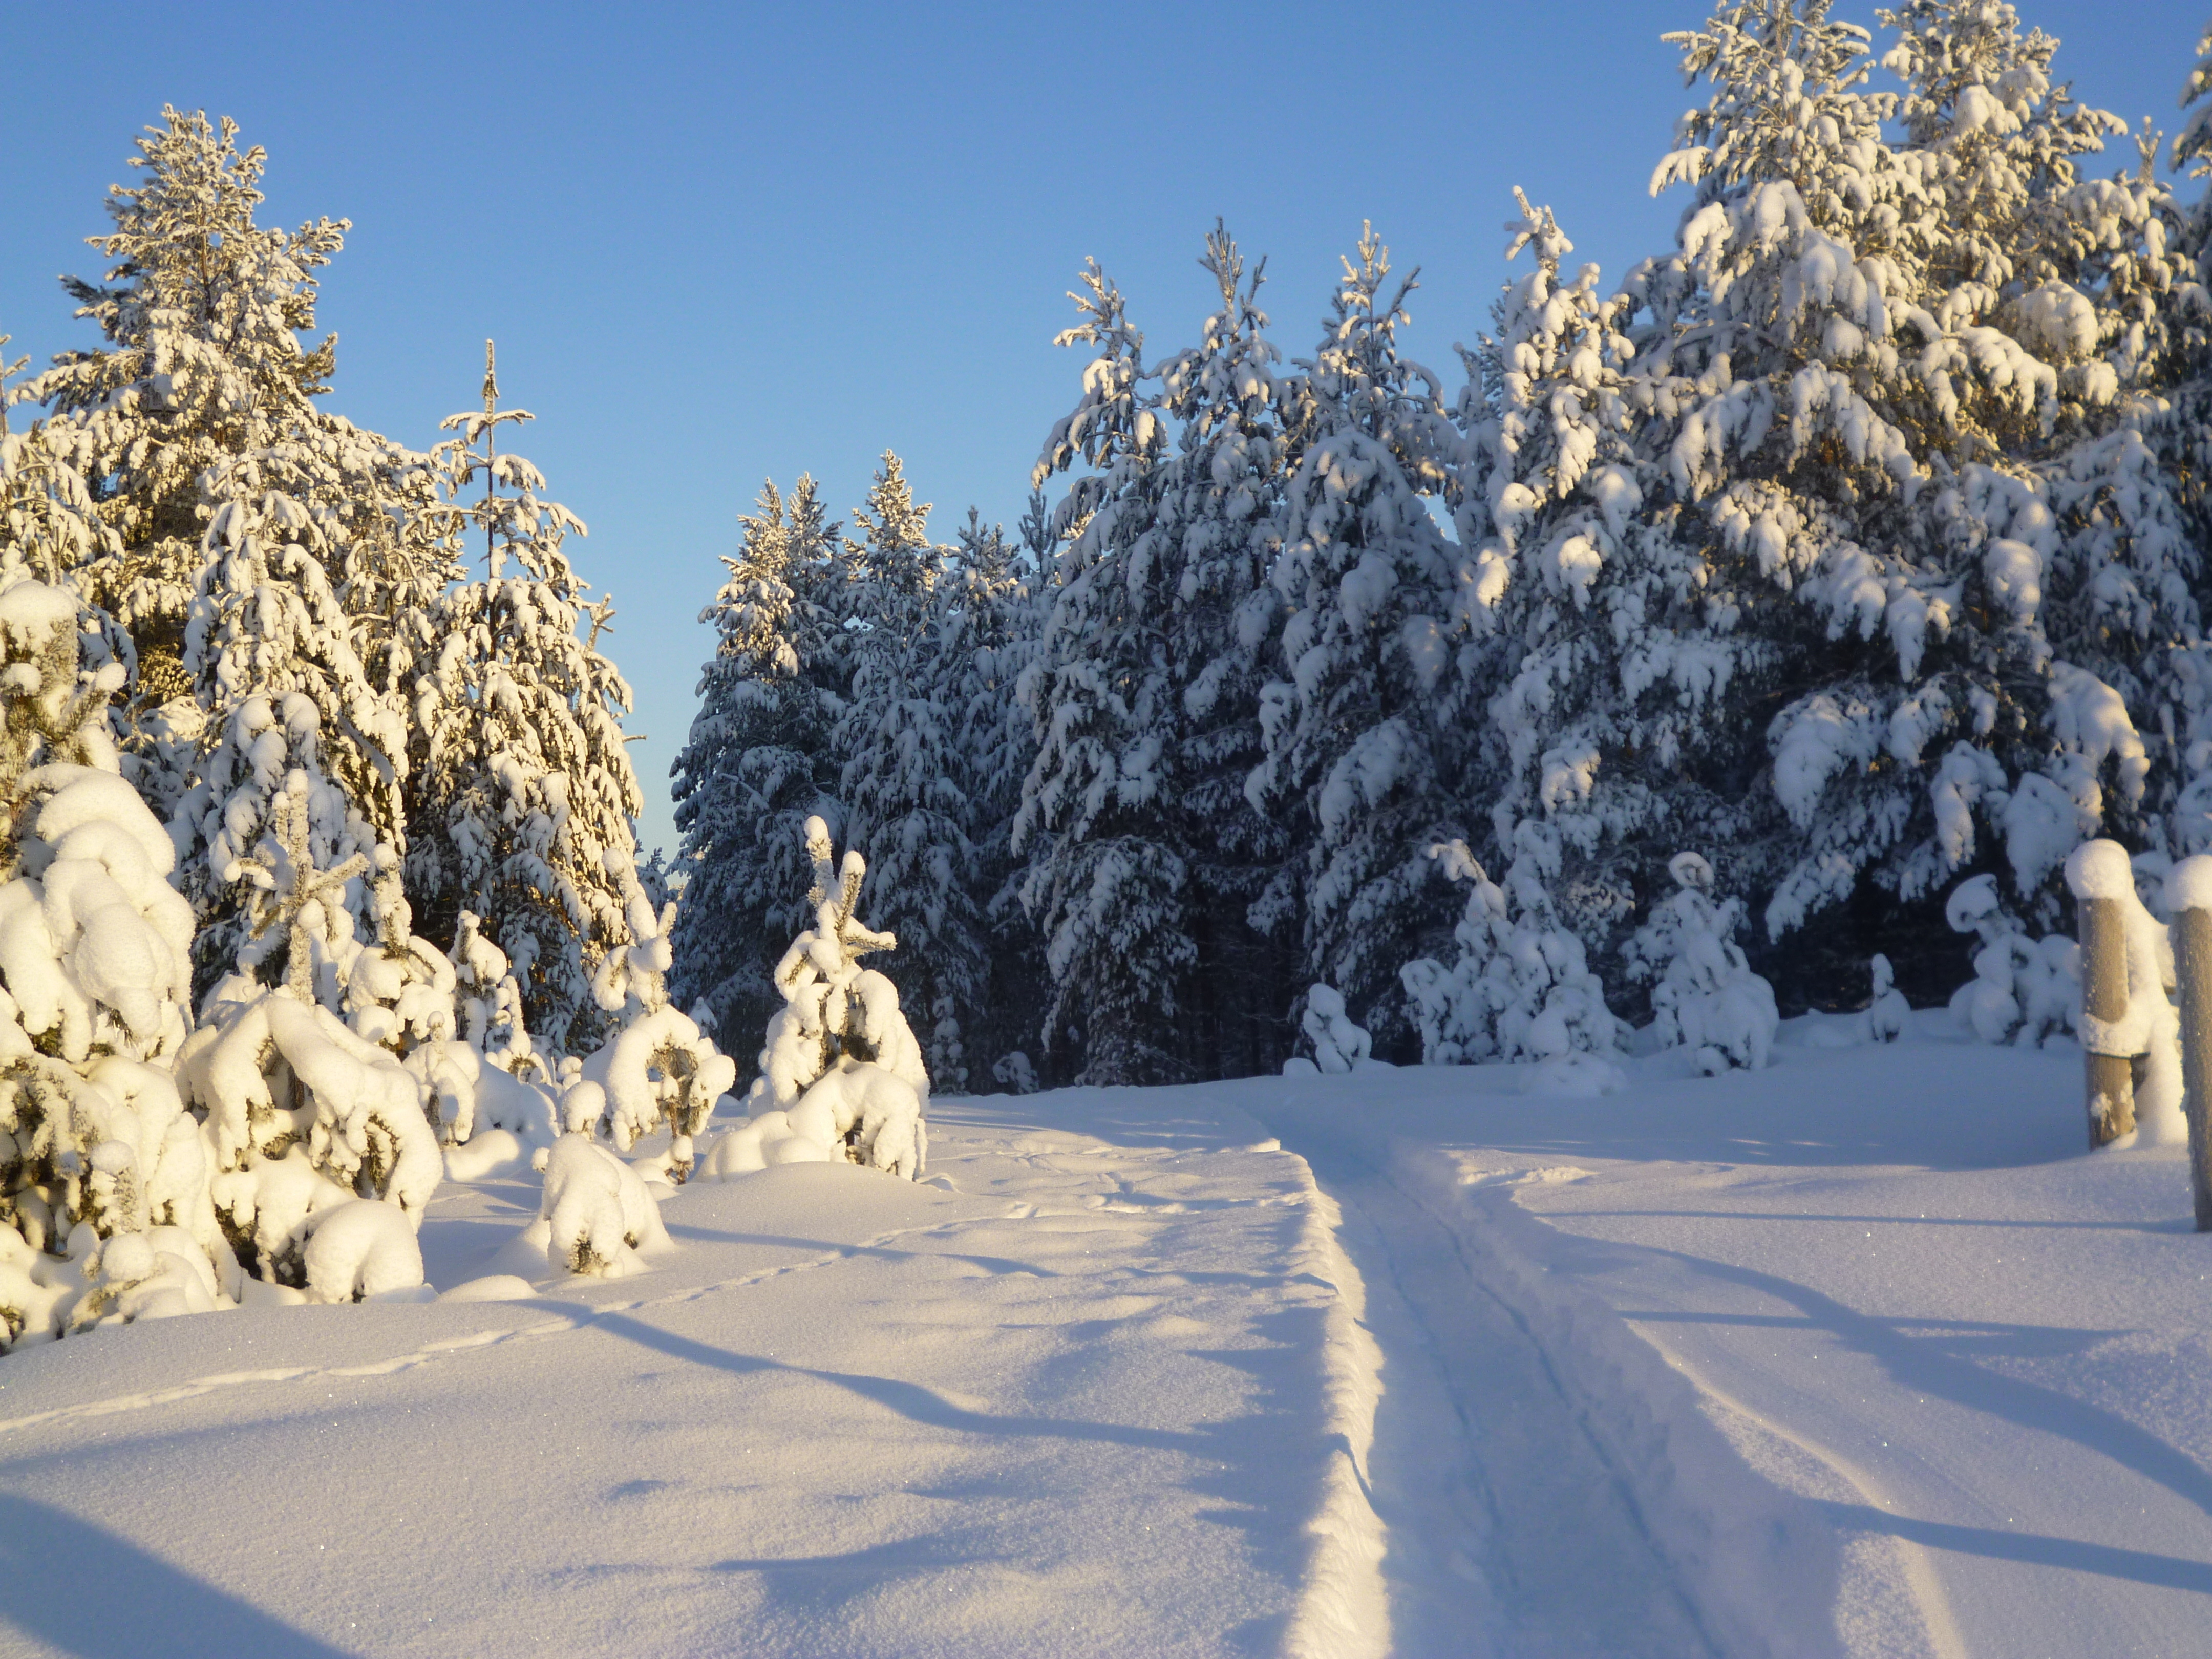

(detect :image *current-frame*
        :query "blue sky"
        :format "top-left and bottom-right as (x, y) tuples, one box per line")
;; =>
(3, 0), (2203, 855)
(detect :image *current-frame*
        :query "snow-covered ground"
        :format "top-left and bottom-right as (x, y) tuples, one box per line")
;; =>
(2, 1015), (2206, 1657)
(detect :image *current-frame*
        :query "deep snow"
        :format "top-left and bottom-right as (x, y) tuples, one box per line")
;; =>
(1, 1014), (2207, 1657)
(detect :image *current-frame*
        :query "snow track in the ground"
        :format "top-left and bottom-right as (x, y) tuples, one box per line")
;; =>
(1255, 1102), (1846, 1659)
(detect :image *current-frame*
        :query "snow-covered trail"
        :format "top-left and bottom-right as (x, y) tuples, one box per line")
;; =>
(0, 1095), (1390, 1659)
(1254, 1020), (2212, 1659)
(1254, 1105), (1841, 1659)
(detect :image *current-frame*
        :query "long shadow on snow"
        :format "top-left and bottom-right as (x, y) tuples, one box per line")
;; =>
(1631, 1245), (2212, 1521)
(1813, 1501), (2212, 1593)
(1582, 1206), (2187, 1236)
(0, 1490), (351, 1658)
(583, 1311), (1210, 1452)
(660, 1225), (1058, 1279)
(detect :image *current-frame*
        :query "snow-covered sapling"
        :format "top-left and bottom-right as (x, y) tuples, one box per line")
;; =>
(0, 579), (229, 1349)
(1867, 955), (1911, 1044)
(578, 884), (736, 1183)
(1943, 875), (2078, 1047)
(1627, 854), (1778, 1075)
(1298, 986), (1371, 1075)
(705, 816), (927, 1179)
(537, 1134), (671, 1278)
(1399, 841), (1620, 1067)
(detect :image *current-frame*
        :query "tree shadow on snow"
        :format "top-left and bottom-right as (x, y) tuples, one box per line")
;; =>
(1814, 1502), (2212, 1593)
(1641, 1246), (2212, 1521)
(0, 1490), (352, 1657)
(659, 1225), (1059, 1279)
(584, 1311), (1208, 1453)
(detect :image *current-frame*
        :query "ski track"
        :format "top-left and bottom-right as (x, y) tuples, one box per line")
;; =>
(1260, 1113), (1727, 1659)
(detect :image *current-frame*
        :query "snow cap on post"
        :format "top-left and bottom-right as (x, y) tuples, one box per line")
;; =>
(2166, 855), (2212, 917)
(2064, 839), (2135, 903)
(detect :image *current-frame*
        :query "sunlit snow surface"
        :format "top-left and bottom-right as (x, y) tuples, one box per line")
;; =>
(2, 1013), (2207, 1657)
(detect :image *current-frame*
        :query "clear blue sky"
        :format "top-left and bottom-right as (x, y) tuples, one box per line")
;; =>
(3, 1), (2201, 855)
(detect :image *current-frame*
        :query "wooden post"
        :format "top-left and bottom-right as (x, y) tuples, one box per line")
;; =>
(2167, 858), (2212, 1230)
(2081, 894), (2136, 1148)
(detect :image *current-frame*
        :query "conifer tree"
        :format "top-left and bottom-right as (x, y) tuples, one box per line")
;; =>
(670, 476), (852, 1056)
(1247, 225), (1468, 1043)
(837, 464), (988, 1088)
(1016, 261), (1195, 1083)
(407, 346), (645, 1053)
(27, 110), (347, 742)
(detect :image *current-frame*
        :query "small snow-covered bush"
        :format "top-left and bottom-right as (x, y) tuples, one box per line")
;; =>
(1627, 853), (1778, 1074)
(991, 1051), (1038, 1095)
(539, 1135), (670, 1278)
(178, 984), (439, 1289)
(1943, 874), (2079, 1047)
(710, 817), (927, 1179)
(1399, 841), (1619, 1066)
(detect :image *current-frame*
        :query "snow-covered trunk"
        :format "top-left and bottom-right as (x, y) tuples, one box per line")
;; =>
(2165, 856), (2212, 1228)
(2079, 894), (2136, 1145)
(2065, 840), (2185, 1153)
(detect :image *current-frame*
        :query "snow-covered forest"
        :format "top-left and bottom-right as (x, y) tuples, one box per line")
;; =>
(7, 5), (2212, 1653)
(4, 0), (2212, 1337)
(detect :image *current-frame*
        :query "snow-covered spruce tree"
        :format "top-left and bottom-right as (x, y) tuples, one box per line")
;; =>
(1153, 228), (1307, 1074)
(1455, 190), (1657, 995)
(1018, 232), (1305, 1082)
(2151, 20), (2212, 858)
(407, 346), (646, 1054)
(703, 815), (925, 1178)
(1398, 838), (1621, 1068)
(1246, 225), (1468, 1047)
(1625, 853), (1780, 1073)
(0, 572), (226, 1348)
(835, 455), (987, 1089)
(573, 882), (735, 1184)
(174, 759), (439, 1297)
(169, 475), (406, 999)
(1014, 260), (1190, 1083)
(669, 476), (852, 1060)
(26, 110), (348, 781)
(1942, 869), (2079, 1044)
(1760, 1), (2195, 940)
(940, 504), (1048, 1087)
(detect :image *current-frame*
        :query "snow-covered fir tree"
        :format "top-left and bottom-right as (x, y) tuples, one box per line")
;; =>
(834, 455), (986, 1088)
(938, 504), (1048, 1083)
(406, 346), (646, 1054)
(1625, 852), (1780, 1073)
(25, 110), (347, 758)
(0, 576), (224, 1346)
(1014, 261), (1190, 1083)
(1398, 838), (1620, 1067)
(670, 475), (853, 1057)
(1246, 225), (1467, 1046)
(577, 883), (735, 1184)
(704, 816), (927, 1178)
